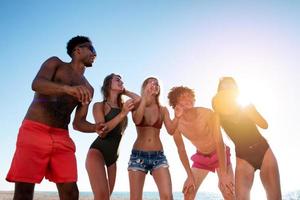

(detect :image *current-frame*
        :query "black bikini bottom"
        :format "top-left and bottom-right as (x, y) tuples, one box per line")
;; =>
(236, 138), (269, 170)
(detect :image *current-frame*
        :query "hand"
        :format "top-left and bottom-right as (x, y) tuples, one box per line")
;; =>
(122, 99), (135, 115)
(143, 81), (158, 97)
(149, 81), (159, 95)
(182, 175), (196, 196)
(96, 122), (108, 138)
(66, 85), (92, 105)
(219, 173), (235, 199)
(175, 105), (184, 118)
(142, 83), (153, 98)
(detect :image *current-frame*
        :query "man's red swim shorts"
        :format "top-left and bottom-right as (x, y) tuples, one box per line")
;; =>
(6, 120), (77, 183)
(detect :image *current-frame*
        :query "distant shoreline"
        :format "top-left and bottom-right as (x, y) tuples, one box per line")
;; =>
(1, 190), (299, 200)
(0, 191), (200, 200)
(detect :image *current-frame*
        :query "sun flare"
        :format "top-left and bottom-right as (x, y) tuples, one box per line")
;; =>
(236, 92), (251, 107)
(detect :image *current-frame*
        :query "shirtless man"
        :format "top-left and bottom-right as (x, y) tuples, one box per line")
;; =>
(167, 86), (235, 200)
(6, 36), (102, 200)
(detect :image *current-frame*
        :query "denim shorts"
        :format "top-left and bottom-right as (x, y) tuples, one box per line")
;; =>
(128, 149), (169, 174)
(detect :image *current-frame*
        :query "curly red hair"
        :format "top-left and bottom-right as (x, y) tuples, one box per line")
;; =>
(168, 86), (195, 108)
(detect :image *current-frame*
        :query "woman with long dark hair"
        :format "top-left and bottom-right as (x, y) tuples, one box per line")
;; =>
(86, 73), (139, 200)
(212, 77), (281, 200)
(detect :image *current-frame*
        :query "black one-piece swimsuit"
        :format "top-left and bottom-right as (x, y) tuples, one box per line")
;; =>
(219, 108), (269, 170)
(90, 107), (127, 166)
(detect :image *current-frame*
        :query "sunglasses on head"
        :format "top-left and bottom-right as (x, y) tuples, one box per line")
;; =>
(77, 44), (97, 56)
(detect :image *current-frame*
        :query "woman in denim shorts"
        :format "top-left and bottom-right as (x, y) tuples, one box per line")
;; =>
(128, 77), (177, 200)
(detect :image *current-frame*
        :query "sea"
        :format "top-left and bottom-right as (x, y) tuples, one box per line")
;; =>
(21, 190), (299, 199)
(79, 191), (300, 200)
(109, 192), (220, 199)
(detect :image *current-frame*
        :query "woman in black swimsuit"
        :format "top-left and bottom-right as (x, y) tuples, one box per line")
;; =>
(86, 73), (139, 200)
(128, 77), (177, 200)
(212, 77), (281, 200)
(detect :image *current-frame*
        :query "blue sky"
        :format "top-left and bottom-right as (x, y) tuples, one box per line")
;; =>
(1, 0), (299, 197)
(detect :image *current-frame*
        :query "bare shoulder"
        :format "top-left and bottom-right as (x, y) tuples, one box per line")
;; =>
(44, 56), (65, 66)
(195, 107), (215, 121)
(48, 56), (63, 62)
(38, 56), (64, 70)
(93, 101), (105, 114)
(93, 101), (104, 110)
(43, 56), (70, 72)
(195, 107), (213, 114)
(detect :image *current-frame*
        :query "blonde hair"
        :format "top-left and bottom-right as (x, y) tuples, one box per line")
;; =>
(141, 77), (160, 106)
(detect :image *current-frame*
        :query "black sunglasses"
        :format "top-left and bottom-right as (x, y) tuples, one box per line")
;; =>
(77, 44), (97, 56)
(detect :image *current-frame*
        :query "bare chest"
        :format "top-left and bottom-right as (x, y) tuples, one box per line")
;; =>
(54, 66), (88, 87)
(178, 119), (211, 140)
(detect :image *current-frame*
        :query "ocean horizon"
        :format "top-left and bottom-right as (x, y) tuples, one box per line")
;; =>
(11, 190), (298, 200)
(89, 191), (300, 200)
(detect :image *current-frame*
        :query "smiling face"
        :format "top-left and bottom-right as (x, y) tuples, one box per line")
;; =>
(177, 92), (195, 110)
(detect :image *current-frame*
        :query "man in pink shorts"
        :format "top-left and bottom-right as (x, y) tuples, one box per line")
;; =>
(6, 36), (103, 200)
(168, 86), (235, 200)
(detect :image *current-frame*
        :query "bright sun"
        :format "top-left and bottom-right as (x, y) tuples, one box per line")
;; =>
(236, 79), (264, 108)
(236, 79), (273, 115)
(236, 92), (251, 107)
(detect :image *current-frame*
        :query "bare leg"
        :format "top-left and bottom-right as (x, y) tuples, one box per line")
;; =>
(128, 170), (146, 200)
(107, 163), (117, 195)
(13, 182), (35, 200)
(152, 167), (173, 200)
(86, 149), (109, 200)
(260, 148), (282, 200)
(56, 182), (78, 200)
(184, 168), (209, 200)
(216, 164), (235, 200)
(235, 158), (255, 200)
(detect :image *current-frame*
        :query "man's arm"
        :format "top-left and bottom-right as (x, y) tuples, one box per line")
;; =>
(32, 56), (91, 104)
(173, 129), (195, 192)
(73, 102), (97, 133)
(32, 57), (67, 94)
(211, 112), (234, 195)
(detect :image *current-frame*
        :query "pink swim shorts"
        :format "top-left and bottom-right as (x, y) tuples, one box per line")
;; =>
(191, 146), (231, 172)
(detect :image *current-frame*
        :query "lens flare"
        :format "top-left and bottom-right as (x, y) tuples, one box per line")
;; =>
(237, 93), (251, 107)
